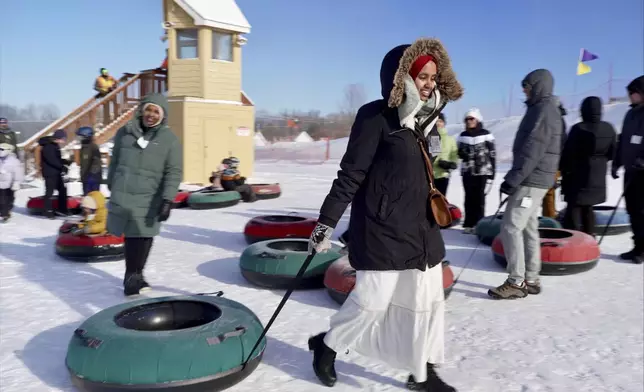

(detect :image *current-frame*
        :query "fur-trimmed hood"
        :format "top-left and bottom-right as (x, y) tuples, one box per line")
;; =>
(380, 38), (464, 108)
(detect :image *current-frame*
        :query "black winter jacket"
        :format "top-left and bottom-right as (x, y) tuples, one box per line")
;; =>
(613, 76), (644, 174)
(560, 97), (616, 206)
(318, 43), (456, 272)
(39, 136), (65, 178)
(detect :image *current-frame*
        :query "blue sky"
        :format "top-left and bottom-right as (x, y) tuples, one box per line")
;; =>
(1, 0), (642, 121)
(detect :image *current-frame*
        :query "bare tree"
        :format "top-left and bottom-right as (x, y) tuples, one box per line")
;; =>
(340, 83), (367, 119)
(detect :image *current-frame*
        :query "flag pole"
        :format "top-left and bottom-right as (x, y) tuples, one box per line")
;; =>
(608, 61), (613, 102)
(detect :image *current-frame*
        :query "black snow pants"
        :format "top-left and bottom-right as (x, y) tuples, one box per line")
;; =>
(625, 170), (644, 251)
(124, 237), (154, 278)
(0, 188), (14, 217)
(462, 175), (487, 228)
(44, 175), (68, 215)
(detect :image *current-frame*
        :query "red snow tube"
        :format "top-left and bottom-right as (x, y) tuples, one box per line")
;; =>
(250, 183), (281, 200)
(491, 228), (600, 275)
(27, 196), (82, 215)
(243, 215), (317, 244)
(324, 257), (455, 304)
(172, 191), (191, 208)
(440, 204), (462, 229)
(55, 228), (125, 262)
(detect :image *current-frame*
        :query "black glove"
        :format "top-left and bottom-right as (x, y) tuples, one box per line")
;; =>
(633, 158), (644, 171)
(488, 174), (495, 181)
(61, 166), (69, 175)
(500, 181), (515, 196)
(62, 159), (72, 166)
(158, 200), (172, 222)
(611, 167), (619, 179)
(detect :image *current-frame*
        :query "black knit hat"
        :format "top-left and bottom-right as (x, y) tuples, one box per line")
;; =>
(438, 113), (446, 122)
(627, 75), (644, 95)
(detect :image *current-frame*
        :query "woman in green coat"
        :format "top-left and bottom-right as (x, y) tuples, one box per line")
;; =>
(433, 113), (459, 197)
(107, 93), (182, 296)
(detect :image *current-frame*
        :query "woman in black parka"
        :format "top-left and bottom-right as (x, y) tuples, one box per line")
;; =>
(307, 38), (463, 392)
(560, 96), (617, 235)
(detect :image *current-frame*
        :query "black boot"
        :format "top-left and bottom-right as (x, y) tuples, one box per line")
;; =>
(123, 238), (151, 296)
(137, 238), (154, 291)
(308, 332), (337, 387)
(123, 273), (146, 296)
(406, 363), (456, 391)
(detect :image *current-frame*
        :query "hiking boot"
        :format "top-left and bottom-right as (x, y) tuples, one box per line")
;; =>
(525, 280), (541, 295)
(308, 332), (337, 387)
(406, 363), (457, 391)
(45, 210), (55, 219)
(488, 280), (528, 299)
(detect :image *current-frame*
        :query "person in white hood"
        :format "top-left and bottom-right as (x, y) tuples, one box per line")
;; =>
(0, 143), (24, 221)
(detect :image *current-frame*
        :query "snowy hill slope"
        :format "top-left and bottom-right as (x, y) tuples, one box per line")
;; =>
(1, 161), (642, 392)
(256, 102), (631, 164)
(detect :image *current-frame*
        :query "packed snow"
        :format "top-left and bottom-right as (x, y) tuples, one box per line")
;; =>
(1, 159), (642, 392)
(2, 102), (643, 391)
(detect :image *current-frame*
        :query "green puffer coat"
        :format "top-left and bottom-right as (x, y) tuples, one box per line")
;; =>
(106, 94), (182, 237)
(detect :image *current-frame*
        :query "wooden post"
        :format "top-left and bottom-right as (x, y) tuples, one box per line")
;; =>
(74, 149), (80, 165)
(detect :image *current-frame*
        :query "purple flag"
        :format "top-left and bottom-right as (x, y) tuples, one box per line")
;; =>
(581, 49), (599, 62)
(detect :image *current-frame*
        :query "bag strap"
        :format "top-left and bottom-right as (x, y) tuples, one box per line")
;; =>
(416, 139), (437, 192)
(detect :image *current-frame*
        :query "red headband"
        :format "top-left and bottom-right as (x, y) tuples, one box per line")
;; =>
(409, 55), (435, 80)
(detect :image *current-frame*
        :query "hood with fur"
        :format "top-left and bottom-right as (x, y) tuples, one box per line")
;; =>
(380, 38), (464, 108)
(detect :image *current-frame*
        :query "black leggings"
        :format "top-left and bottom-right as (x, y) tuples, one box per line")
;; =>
(124, 237), (154, 276)
(563, 204), (595, 236)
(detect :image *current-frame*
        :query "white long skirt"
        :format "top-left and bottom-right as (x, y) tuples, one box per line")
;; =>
(323, 262), (445, 383)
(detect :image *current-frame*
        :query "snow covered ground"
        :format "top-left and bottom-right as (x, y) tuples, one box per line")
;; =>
(1, 161), (643, 392)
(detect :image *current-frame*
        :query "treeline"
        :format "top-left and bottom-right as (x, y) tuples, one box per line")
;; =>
(256, 83), (368, 142)
(0, 103), (60, 143)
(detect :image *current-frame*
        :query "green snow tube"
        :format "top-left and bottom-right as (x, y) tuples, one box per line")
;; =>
(475, 214), (562, 246)
(66, 294), (265, 392)
(240, 239), (343, 289)
(187, 190), (241, 210)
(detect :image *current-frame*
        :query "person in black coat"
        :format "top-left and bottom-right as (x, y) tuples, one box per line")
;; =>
(612, 75), (644, 264)
(39, 129), (70, 218)
(560, 96), (617, 235)
(306, 38), (463, 392)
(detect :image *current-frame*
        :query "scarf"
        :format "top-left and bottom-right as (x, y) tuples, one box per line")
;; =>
(397, 75), (441, 137)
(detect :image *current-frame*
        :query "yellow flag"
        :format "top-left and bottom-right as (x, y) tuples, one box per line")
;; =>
(577, 61), (591, 75)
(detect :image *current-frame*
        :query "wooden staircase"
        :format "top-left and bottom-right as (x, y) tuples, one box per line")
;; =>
(22, 68), (167, 177)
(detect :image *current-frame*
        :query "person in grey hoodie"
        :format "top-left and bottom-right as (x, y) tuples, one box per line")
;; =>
(0, 143), (23, 222)
(611, 75), (644, 264)
(488, 69), (563, 300)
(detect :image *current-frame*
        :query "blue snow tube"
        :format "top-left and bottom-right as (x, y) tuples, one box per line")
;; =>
(557, 205), (630, 236)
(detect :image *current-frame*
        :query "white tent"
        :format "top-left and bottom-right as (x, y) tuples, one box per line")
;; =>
(254, 131), (268, 147)
(294, 131), (313, 143)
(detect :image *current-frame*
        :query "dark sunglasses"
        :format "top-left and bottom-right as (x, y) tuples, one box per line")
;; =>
(465, 117), (476, 121)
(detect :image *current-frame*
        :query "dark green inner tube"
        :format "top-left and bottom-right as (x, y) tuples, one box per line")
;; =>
(66, 295), (266, 391)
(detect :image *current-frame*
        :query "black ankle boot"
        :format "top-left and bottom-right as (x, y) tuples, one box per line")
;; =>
(406, 363), (456, 391)
(123, 273), (145, 297)
(308, 332), (337, 387)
